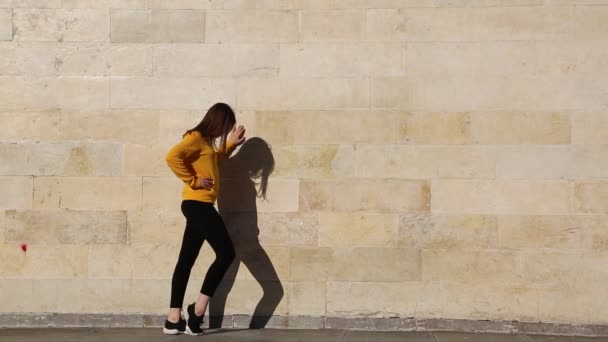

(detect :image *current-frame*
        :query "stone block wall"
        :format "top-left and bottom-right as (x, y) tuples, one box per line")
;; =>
(1, 0), (607, 328)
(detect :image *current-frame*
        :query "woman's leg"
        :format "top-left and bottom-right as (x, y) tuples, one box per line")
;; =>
(167, 201), (206, 322)
(194, 207), (236, 316)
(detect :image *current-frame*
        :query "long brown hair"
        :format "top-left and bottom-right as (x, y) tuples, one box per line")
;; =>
(184, 102), (236, 153)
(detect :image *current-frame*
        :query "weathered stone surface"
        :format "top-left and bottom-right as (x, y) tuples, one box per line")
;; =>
(111, 10), (204, 43)
(0, 142), (122, 176)
(33, 177), (142, 210)
(206, 10), (298, 43)
(0, 9), (10, 41)
(5, 210), (127, 244)
(300, 179), (430, 213)
(13, 9), (109, 42)
(0, 176), (33, 209)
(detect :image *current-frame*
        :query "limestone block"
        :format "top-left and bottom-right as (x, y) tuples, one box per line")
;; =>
(0, 176), (32, 209)
(336, 0), (432, 7)
(497, 144), (608, 180)
(494, 146), (571, 180)
(355, 145), (495, 179)
(572, 112), (608, 144)
(300, 179), (430, 213)
(158, 110), (203, 145)
(572, 6), (608, 40)
(443, 282), (538, 321)
(538, 286), (589, 323)
(222, 0), (282, 8)
(366, 7), (572, 42)
(0, 280), (38, 312)
(33, 177), (142, 210)
(13, 9), (109, 42)
(111, 10), (204, 43)
(88, 244), (179, 279)
(281, 0), (333, 9)
(256, 111), (396, 145)
(108, 44), (153, 76)
(0, 42), (16, 74)
(25, 77), (108, 110)
(326, 281), (420, 317)
(0, 211), (4, 244)
(575, 182), (608, 214)
(147, 0), (222, 9)
(373, 74), (602, 111)
(127, 209), (184, 245)
(142, 177), (184, 211)
(271, 145), (354, 178)
(0, 111), (60, 142)
(0, 244), (88, 278)
(0, 0), (61, 7)
(521, 251), (588, 288)
(318, 212), (398, 247)
(55, 43), (109, 76)
(205, 10), (297, 43)
(5, 210), (127, 244)
(215, 279), (288, 316)
(398, 112), (472, 145)
(154, 44), (279, 78)
(0, 9), (10, 41)
(245, 212), (318, 247)
(399, 213), (498, 249)
(405, 41), (608, 78)
(421, 249), (520, 284)
(125, 144), (171, 177)
(0, 142), (122, 176)
(220, 178), (299, 213)
(298, 111), (396, 144)
(60, 111), (160, 144)
(255, 112), (294, 145)
(110, 78), (235, 110)
(238, 78), (369, 110)
(15, 42), (57, 76)
(299, 10), (365, 42)
(256, 179), (299, 213)
(431, 180), (571, 215)
(287, 281), (325, 316)
(122, 279), (171, 313)
(471, 112), (570, 144)
(290, 247), (420, 282)
(280, 43), (404, 77)
(497, 215), (588, 250)
(0, 77), (25, 110)
(229, 246), (290, 282)
(62, 0), (146, 8)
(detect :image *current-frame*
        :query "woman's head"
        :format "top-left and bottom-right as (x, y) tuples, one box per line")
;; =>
(185, 102), (236, 152)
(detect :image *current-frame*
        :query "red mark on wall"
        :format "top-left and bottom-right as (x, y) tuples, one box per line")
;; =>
(20, 243), (27, 253)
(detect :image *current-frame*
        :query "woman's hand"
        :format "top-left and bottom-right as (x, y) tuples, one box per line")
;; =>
(228, 124), (246, 147)
(198, 177), (214, 190)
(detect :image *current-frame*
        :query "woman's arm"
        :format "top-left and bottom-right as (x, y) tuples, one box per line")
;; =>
(165, 132), (203, 189)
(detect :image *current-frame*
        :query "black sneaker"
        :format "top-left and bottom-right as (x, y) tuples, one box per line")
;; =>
(162, 317), (186, 335)
(183, 302), (205, 336)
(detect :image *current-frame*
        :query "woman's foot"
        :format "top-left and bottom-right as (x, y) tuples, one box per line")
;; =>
(162, 317), (186, 335)
(183, 302), (205, 336)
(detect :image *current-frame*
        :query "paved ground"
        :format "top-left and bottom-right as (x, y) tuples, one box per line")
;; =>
(1, 328), (608, 342)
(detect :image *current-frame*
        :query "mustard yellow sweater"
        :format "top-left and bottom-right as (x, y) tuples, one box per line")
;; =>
(165, 131), (235, 204)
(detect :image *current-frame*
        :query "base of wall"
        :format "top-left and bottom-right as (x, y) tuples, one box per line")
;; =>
(1, 313), (607, 337)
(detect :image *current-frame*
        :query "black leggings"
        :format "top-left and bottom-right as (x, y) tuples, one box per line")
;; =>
(170, 200), (236, 309)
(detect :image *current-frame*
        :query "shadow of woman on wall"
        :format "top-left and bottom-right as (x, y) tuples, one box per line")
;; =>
(208, 137), (283, 329)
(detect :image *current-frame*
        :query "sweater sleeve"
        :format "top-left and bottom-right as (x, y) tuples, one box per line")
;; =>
(165, 132), (202, 189)
(224, 139), (237, 156)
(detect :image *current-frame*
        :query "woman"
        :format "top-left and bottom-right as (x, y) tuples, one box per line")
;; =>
(162, 102), (246, 335)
